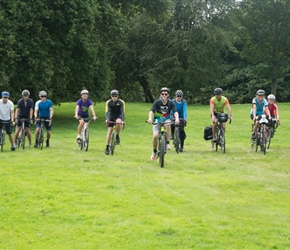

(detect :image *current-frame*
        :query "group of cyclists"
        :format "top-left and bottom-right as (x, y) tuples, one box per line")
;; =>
(0, 86), (280, 156)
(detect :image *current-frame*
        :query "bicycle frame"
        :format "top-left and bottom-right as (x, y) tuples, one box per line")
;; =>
(36, 118), (51, 150)
(251, 114), (268, 155)
(0, 121), (12, 152)
(212, 115), (231, 154)
(106, 120), (125, 155)
(172, 118), (185, 153)
(78, 118), (94, 151)
(16, 118), (30, 149)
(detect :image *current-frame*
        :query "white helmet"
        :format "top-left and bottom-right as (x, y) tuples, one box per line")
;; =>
(81, 89), (89, 95)
(267, 94), (275, 100)
(39, 91), (47, 97)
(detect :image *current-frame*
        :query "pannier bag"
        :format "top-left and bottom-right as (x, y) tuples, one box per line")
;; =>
(217, 113), (228, 123)
(204, 125), (213, 140)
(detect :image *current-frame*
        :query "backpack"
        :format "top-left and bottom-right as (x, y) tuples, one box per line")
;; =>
(204, 125), (213, 140)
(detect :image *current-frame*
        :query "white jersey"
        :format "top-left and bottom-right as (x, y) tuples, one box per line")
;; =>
(0, 99), (14, 120)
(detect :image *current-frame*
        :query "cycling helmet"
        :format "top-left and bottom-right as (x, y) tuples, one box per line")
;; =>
(267, 94), (275, 100)
(160, 87), (170, 94)
(22, 89), (30, 96)
(110, 89), (119, 96)
(256, 89), (265, 96)
(1, 91), (10, 97)
(39, 91), (47, 97)
(175, 90), (183, 96)
(81, 89), (89, 95)
(214, 88), (223, 95)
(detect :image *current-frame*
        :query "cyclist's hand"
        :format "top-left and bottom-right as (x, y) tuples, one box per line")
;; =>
(211, 115), (216, 122)
(11, 121), (16, 127)
(93, 115), (97, 121)
(147, 119), (152, 124)
(48, 119), (52, 126)
(175, 118), (180, 125)
(30, 119), (34, 125)
(74, 115), (79, 119)
(116, 118), (122, 124)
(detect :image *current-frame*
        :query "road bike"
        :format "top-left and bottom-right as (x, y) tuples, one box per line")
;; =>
(212, 113), (231, 154)
(16, 118), (31, 149)
(172, 118), (185, 153)
(77, 118), (94, 151)
(251, 114), (268, 155)
(266, 119), (279, 149)
(35, 118), (51, 150)
(0, 121), (12, 152)
(106, 120), (125, 155)
(147, 120), (172, 168)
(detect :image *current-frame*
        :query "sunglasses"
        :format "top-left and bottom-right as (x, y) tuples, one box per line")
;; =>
(161, 93), (168, 96)
(41, 96), (47, 98)
(111, 95), (118, 97)
(2, 97), (8, 99)
(176, 95), (182, 97)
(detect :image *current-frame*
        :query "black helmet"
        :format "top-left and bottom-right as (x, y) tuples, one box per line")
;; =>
(214, 88), (223, 95)
(22, 89), (30, 96)
(256, 89), (265, 96)
(160, 87), (170, 94)
(110, 89), (119, 96)
(175, 90), (183, 96)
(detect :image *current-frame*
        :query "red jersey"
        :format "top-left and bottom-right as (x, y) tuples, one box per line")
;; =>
(265, 103), (278, 117)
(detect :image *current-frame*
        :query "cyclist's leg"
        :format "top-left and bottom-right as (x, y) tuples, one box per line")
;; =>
(5, 122), (15, 149)
(77, 119), (84, 137)
(14, 125), (21, 142)
(45, 120), (52, 147)
(212, 120), (218, 141)
(164, 120), (171, 149)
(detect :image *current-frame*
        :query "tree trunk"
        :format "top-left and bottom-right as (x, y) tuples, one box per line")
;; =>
(139, 76), (154, 103)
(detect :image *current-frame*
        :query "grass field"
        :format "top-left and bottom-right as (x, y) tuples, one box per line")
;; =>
(1, 102), (290, 249)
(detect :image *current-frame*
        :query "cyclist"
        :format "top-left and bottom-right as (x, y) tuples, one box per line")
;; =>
(265, 94), (280, 121)
(105, 89), (125, 155)
(74, 89), (97, 142)
(170, 90), (187, 152)
(14, 90), (34, 148)
(250, 89), (271, 140)
(210, 88), (232, 142)
(0, 91), (16, 151)
(148, 87), (179, 161)
(34, 91), (54, 147)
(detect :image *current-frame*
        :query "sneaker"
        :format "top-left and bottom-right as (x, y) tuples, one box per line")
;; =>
(151, 152), (157, 161)
(11, 146), (15, 151)
(76, 135), (81, 142)
(34, 140), (39, 148)
(166, 144), (171, 150)
(116, 135), (120, 144)
(46, 140), (49, 147)
(251, 133), (256, 140)
(212, 137), (217, 142)
(105, 148), (110, 155)
(29, 144), (32, 148)
(179, 147), (183, 152)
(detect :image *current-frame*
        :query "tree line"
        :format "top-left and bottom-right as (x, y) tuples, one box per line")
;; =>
(1, 0), (290, 104)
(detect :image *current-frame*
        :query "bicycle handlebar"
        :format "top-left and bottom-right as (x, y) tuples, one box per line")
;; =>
(106, 120), (125, 129)
(77, 117), (95, 123)
(145, 120), (173, 125)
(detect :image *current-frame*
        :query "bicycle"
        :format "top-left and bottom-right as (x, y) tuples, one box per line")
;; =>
(35, 118), (51, 150)
(172, 118), (185, 153)
(147, 120), (172, 168)
(212, 113), (231, 154)
(16, 118), (31, 149)
(106, 120), (125, 155)
(77, 118), (94, 151)
(0, 121), (12, 152)
(251, 114), (268, 155)
(266, 119), (279, 149)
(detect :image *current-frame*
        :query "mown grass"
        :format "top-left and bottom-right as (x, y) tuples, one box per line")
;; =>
(0, 102), (289, 249)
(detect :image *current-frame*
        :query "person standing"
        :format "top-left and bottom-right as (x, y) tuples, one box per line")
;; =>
(34, 91), (53, 147)
(147, 87), (179, 161)
(14, 90), (34, 148)
(171, 90), (187, 152)
(74, 89), (97, 142)
(0, 91), (16, 151)
(105, 90), (125, 155)
(210, 88), (232, 142)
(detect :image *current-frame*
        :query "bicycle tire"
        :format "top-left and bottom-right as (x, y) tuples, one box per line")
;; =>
(0, 132), (4, 152)
(261, 128), (267, 155)
(159, 134), (166, 168)
(110, 131), (116, 155)
(174, 129), (180, 153)
(220, 129), (226, 154)
(21, 129), (26, 149)
(16, 132), (21, 148)
(84, 128), (89, 152)
(39, 128), (44, 150)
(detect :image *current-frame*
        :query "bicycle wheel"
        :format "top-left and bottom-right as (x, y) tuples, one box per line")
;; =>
(159, 134), (166, 168)
(84, 128), (89, 152)
(261, 129), (267, 155)
(16, 132), (21, 148)
(110, 131), (116, 155)
(220, 129), (225, 154)
(21, 129), (26, 149)
(174, 128), (180, 153)
(39, 128), (44, 150)
(0, 132), (4, 152)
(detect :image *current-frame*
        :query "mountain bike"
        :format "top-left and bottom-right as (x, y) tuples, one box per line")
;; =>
(172, 118), (185, 153)
(212, 113), (231, 154)
(0, 121), (12, 152)
(16, 118), (31, 149)
(77, 118), (94, 151)
(147, 120), (172, 168)
(251, 114), (268, 155)
(266, 119), (279, 149)
(35, 118), (51, 150)
(106, 120), (125, 155)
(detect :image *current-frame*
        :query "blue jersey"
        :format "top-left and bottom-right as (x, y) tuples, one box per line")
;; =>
(35, 99), (53, 117)
(250, 97), (268, 115)
(171, 99), (187, 119)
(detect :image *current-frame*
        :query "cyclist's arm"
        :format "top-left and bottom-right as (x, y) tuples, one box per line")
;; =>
(183, 101), (187, 120)
(30, 107), (33, 120)
(14, 108), (19, 121)
(105, 100), (110, 121)
(120, 100), (125, 121)
(264, 105), (271, 118)
(210, 100), (215, 120)
(49, 107), (54, 120)
(10, 109), (15, 122)
(148, 110), (154, 123)
(225, 102), (232, 118)
(89, 105), (97, 119)
(34, 100), (40, 118)
(75, 105), (80, 118)
(252, 104), (257, 120)
(275, 105), (280, 121)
